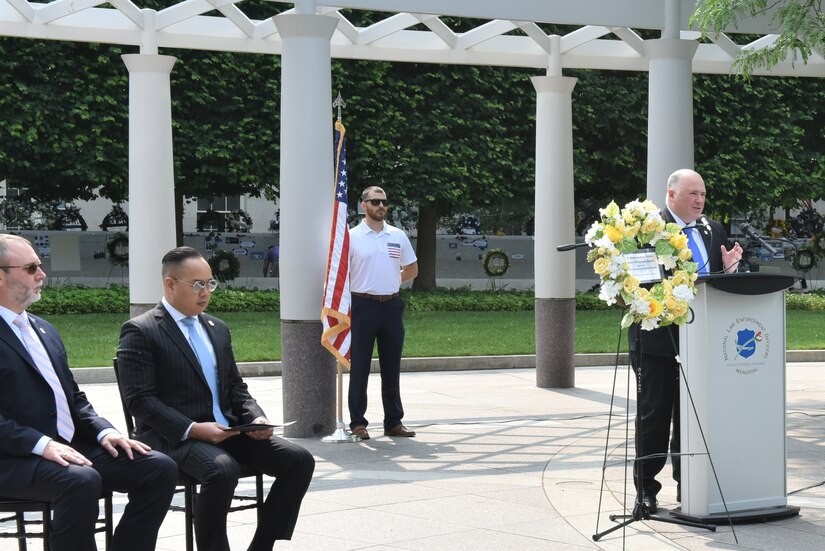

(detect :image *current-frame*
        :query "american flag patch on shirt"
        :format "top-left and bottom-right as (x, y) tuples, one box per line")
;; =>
(387, 243), (401, 259)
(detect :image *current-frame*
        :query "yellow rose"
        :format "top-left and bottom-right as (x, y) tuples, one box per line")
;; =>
(622, 275), (640, 294)
(642, 200), (658, 213)
(636, 288), (650, 300)
(648, 298), (664, 317)
(661, 280), (673, 293)
(612, 248), (622, 256)
(669, 233), (688, 249)
(690, 273), (698, 281)
(671, 271), (690, 287)
(663, 295), (677, 311)
(625, 222), (641, 238)
(593, 257), (610, 275)
(641, 218), (659, 233)
(678, 247), (693, 262)
(604, 225), (624, 243)
(673, 301), (688, 317)
(622, 210), (635, 224)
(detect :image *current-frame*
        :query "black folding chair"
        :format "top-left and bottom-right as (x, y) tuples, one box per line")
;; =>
(112, 358), (264, 551)
(0, 493), (112, 551)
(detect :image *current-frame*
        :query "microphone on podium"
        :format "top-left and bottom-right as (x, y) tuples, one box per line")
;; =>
(739, 223), (778, 255)
(556, 242), (590, 252)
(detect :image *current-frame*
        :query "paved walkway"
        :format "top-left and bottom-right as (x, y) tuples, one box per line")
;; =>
(3, 364), (824, 550)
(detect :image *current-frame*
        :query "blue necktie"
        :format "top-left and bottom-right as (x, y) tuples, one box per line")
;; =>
(181, 317), (229, 426)
(14, 314), (75, 441)
(686, 227), (708, 274)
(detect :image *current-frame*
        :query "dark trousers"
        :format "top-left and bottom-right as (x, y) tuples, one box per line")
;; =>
(632, 351), (681, 496)
(177, 435), (315, 551)
(3, 446), (177, 551)
(348, 295), (406, 430)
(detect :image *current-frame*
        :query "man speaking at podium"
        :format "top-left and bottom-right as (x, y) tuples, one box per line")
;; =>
(629, 168), (743, 513)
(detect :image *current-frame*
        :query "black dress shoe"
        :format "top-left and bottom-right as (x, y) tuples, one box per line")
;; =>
(641, 490), (658, 514)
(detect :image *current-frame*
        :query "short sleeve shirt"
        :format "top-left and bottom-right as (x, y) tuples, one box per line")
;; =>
(349, 220), (417, 295)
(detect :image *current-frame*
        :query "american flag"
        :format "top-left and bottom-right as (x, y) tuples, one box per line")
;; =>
(321, 119), (351, 368)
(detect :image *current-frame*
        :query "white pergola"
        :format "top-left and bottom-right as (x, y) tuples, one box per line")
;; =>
(3, 0), (820, 435)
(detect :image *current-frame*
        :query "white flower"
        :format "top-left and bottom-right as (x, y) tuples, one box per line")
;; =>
(594, 235), (615, 251)
(607, 256), (625, 278)
(641, 318), (660, 331)
(584, 222), (601, 244)
(598, 280), (621, 305)
(630, 296), (650, 315)
(672, 284), (695, 302)
(659, 254), (677, 271)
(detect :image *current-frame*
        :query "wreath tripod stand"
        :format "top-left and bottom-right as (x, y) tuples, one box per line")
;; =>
(591, 319), (734, 542)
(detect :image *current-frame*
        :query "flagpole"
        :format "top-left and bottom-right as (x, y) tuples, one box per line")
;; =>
(322, 91), (359, 444)
(321, 361), (361, 443)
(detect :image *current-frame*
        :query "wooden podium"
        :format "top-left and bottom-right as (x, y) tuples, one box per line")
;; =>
(673, 273), (800, 523)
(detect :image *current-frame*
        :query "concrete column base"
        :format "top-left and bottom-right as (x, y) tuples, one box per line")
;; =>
(535, 298), (575, 388)
(281, 320), (336, 437)
(130, 304), (155, 318)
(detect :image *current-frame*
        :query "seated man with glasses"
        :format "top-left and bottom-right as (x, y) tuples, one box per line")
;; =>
(116, 246), (315, 551)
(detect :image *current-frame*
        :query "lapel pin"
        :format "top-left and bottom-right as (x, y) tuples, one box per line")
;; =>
(39, 327), (46, 334)
(208, 320), (215, 327)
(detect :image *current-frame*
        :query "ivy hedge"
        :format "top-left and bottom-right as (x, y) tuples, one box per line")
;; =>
(26, 285), (825, 316)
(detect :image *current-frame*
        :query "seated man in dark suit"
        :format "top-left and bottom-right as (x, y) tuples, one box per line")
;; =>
(0, 234), (177, 551)
(116, 246), (315, 551)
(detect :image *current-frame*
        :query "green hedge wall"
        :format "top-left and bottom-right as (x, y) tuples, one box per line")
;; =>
(27, 285), (825, 316)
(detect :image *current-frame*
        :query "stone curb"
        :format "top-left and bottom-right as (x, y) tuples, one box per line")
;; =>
(71, 350), (825, 385)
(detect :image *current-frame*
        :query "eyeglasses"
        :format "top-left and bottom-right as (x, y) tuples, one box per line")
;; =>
(365, 199), (388, 207)
(0, 262), (43, 275)
(172, 277), (220, 292)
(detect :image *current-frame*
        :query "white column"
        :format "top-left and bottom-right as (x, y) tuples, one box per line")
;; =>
(275, 14), (338, 320)
(646, 39), (698, 202)
(274, 13), (339, 438)
(533, 76), (577, 299)
(122, 54), (177, 316)
(532, 74), (577, 389)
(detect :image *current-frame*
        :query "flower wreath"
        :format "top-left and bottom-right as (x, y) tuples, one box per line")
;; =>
(208, 249), (240, 282)
(482, 248), (510, 277)
(106, 232), (129, 266)
(584, 200), (699, 330)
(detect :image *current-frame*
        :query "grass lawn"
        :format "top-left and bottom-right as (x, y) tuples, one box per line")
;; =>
(50, 309), (824, 367)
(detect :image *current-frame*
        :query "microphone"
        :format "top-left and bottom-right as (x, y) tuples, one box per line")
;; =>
(739, 223), (778, 255)
(556, 242), (590, 252)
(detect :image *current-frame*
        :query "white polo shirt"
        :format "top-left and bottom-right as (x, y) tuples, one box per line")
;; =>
(349, 219), (417, 295)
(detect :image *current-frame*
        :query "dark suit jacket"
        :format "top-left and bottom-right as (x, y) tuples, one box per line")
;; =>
(629, 210), (731, 357)
(0, 313), (114, 485)
(116, 303), (265, 458)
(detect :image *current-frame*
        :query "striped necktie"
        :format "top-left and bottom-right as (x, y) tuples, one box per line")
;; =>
(14, 314), (75, 441)
(181, 317), (230, 426)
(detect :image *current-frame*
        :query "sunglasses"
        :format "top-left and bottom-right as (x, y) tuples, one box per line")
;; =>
(365, 199), (388, 207)
(0, 262), (43, 275)
(172, 277), (220, 292)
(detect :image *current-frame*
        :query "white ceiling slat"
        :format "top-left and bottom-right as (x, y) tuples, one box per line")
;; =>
(218, 4), (254, 38)
(36, 0), (106, 24)
(0, 1), (824, 78)
(155, 0), (215, 31)
(109, 0), (144, 28)
(560, 26), (611, 53)
(609, 27), (644, 57)
(328, 11), (359, 44)
(416, 14), (456, 49)
(455, 19), (516, 50)
(6, 0), (34, 22)
(710, 32), (742, 60)
(519, 22), (551, 55)
(357, 12), (420, 45)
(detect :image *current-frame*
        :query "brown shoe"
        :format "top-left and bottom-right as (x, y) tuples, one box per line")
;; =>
(351, 425), (369, 440)
(384, 424), (416, 437)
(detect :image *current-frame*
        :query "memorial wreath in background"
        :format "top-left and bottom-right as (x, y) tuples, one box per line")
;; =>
(585, 200), (698, 331)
